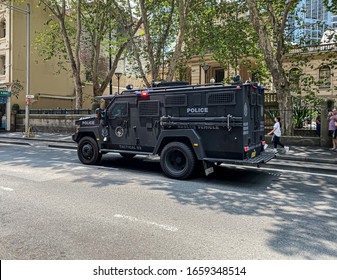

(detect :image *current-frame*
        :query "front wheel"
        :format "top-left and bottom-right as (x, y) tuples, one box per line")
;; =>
(78, 136), (102, 165)
(160, 142), (196, 180)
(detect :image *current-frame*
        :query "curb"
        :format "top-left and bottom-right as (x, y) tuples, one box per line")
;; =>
(0, 136), (73, 144)
(264, 161), (337, 176)
(276, 154), (337, 164)
(48, 144), (77, 150)
(0, 140), (31, 146)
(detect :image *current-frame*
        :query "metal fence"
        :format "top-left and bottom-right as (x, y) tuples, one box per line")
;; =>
(264, 108), (321, 137)
(16, 107), (321, 136)
(17, 109), (92, 115)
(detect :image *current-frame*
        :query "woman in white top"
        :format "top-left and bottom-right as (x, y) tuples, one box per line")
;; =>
(268, 117), (288, 153)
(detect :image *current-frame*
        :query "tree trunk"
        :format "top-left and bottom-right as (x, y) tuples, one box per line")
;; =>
(166, 0), (187, 82)
(97, 18), (144, 95)
(59, 19), (83, 109)
(273, 75), (293, 135)
(41, 0), (84, 109)
(92, 38), (101, 97)
(74, 77), (83, 109)
(139, 0), (155, 77)
(246, 0), (295, 135)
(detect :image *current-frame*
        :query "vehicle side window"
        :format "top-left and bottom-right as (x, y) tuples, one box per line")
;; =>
(108, 102), (128, 118)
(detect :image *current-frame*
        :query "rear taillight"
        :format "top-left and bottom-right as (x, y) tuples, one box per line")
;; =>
(262, 140), (266, 145)
(244, 146), (249, 152)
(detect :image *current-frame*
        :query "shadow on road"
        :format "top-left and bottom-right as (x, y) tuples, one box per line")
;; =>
(1, 145), (337, 259)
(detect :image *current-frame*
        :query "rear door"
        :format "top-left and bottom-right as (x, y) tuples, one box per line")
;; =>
(243, 85), (264, 157)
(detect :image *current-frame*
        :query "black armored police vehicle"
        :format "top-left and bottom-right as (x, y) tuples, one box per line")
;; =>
(72, 80), (274, 179)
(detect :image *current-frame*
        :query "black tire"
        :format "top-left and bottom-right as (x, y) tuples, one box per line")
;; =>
(78, 136), (102, 165)
(120, 153), (136, 159)
(160, 142), (196, 180)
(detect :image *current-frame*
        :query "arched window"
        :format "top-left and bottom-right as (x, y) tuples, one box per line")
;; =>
(319, 65), (331, 89)
(289, 68), (301, 93)
(0, 18), (6, 38)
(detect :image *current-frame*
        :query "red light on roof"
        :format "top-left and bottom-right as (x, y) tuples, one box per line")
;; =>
(236, 86), (241, 89)
(141, 91), (149, 97)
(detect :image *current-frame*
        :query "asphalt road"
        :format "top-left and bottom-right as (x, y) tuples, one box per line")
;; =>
(1, 143), (337, 260)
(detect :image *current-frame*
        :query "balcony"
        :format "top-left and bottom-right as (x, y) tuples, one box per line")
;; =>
(264, 92), (278, 107)
(288, 43), (337, 55)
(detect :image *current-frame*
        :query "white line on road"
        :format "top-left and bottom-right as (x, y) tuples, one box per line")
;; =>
(114, 214), (178, 232)
(0, 186), (14, 191)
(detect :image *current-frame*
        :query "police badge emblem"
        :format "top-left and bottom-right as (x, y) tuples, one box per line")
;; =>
(115, 126), (124, 137)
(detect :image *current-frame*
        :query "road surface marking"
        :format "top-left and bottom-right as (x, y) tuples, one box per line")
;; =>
(114, 214), (178, 232)
(0, 186), (14, 192)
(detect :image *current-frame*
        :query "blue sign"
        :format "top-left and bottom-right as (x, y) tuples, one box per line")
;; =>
(0, 90), (10, 97)
(0, 97), (7, 103)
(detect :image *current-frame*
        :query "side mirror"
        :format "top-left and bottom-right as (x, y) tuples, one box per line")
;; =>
(95, 108), (102, 119)
(96, 108), (107, 126)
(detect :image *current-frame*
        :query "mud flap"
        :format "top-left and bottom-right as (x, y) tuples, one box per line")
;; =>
(203, 161), (215, 176)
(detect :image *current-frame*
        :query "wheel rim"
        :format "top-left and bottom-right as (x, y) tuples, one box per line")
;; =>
(167, 150), (186, 172)
(82, 143), (94, 160)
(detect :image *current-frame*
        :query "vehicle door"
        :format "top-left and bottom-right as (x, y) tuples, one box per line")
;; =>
(107, 101), (131, 149)
(136, 100), (161, 152)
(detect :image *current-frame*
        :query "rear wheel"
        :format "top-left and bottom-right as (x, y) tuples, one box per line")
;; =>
(160, 142), (196, 180)
(120, 153), (136, 159)
(78, 136), (102, 165)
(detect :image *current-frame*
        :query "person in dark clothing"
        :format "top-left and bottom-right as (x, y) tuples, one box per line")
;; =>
(316, 115), (321, 136)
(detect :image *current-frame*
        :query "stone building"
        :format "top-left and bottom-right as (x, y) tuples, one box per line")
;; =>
(187, 54), (255, 85)
(285, 43), (337, 100)
(0, 0), (74, 131)
(0, 1), (144, 131)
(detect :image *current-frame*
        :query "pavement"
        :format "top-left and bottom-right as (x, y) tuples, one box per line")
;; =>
(0, 131), (337, 173)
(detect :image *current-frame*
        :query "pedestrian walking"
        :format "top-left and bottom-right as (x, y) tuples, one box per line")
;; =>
(316, 115), (321, 136)
(268, 117), (289, 154)
(328, 108), (337, 151)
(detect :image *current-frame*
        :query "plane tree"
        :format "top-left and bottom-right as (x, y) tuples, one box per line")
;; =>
(245, 0), (302, 134)
(35, 0), (141, 108)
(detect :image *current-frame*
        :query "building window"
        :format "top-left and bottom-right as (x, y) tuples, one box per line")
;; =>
(0, 19), (5, 38)
(289, 68), (301, 93)
(0, 55), (5, 75)
(319, 65), (331, 89)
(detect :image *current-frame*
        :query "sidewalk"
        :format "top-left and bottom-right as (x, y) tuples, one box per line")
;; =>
(0, 131), (337, 164)
(0, 131), (75, 149)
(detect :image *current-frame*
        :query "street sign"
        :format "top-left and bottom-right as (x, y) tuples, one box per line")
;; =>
(0, 90), (10, 97)
(25, 95), (35, 99)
